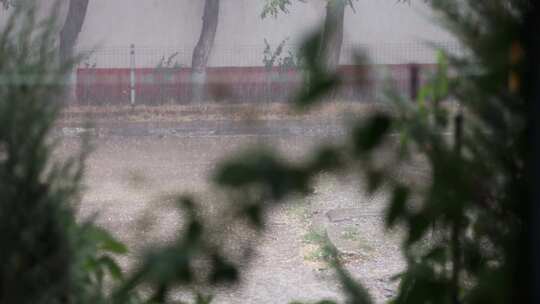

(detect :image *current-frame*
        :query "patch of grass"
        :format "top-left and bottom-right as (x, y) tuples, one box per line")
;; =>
(357, 241), (375, 254)
(59, 102), (382, 125)
(341, 226), (360, 241)
(286, 201), (311, 224)
(301, 229), (336, 265)
(302, 229), (325, 245)
(303, 244), (333, 263)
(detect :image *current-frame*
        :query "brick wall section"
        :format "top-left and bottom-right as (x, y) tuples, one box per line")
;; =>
(76, 64), (436, 105)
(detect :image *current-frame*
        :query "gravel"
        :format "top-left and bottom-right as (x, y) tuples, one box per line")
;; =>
(58, 133), (405, 303)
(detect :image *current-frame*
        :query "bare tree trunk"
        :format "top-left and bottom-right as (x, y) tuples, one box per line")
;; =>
(191, 0), (220, 103)
(59, 0), (89, 64)
(318, 0), (345, 73)
(59, 0), (89, 104)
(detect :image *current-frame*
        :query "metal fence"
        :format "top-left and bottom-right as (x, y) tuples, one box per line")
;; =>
(72, 41), (462, 105)
(76, 41), (462, 68)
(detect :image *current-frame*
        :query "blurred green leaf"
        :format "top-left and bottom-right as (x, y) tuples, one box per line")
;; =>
(87, 226), (128, 254)
(310, 146), (343, 172)
(394, 263), (450, 304)
(210, 254), (239, 284)
(352, 114), (392, 154)
(386, 185), (410, 228)
(289, 301), (337, 304)
(406, 213), (431, 246)
(434, 50), (449, 100)
(98, 256), (124, 281)
(296, 75), (339, 107)
(423, 246), (447, 263)
(195, 293), (214, 304)
(366, 169), (383, 194)
(335, 262), (374, 304)
(242, 204), (265, 228)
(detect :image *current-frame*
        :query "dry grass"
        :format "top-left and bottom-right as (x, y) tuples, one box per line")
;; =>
(59, 101), (386, 124)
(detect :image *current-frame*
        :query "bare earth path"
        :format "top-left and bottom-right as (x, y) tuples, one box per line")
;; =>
(213, 208), (342, 304)
(58, 134), (403, 303)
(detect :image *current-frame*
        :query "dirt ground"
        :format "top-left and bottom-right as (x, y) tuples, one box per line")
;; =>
(58, 133), (404, 304)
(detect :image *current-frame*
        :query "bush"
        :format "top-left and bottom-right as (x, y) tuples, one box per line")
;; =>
(1, 1), (537, 304)
(0, 3), (127, 303)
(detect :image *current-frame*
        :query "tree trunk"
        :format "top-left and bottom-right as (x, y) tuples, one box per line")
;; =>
(59, 0), (89, 65)
(59, 0), (89, 104)
(191, 0), (220, 103)
(318, 0), (346, 73)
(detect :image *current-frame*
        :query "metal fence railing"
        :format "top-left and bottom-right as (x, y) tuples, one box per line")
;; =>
(76, 41), (461, 69)
(71, 41), (461, 105)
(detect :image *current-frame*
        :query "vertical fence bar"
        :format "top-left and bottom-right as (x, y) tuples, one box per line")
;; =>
(130, 44), (136, 106)
(409, 63), (420, 101)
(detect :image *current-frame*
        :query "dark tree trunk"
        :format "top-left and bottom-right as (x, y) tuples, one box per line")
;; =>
(318, 0), (346, 73)
(191, 0), (220, 103)
(59, 0), (89, 65)
(59, 0), (89, 104)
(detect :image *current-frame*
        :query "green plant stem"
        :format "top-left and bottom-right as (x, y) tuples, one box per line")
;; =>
(451, 107), (464, 304)
(451, 218), (462, 304)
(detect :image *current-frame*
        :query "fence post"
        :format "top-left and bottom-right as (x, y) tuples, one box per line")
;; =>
(130, 44), (136, 106)
(409, 63), (420, 101)
(67, 68), (77, 105)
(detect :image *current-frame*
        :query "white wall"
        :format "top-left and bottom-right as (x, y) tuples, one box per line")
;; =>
(1, 0), (457, 67)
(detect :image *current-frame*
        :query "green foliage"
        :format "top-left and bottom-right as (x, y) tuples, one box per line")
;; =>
(156, 52), (182, 69)
(213, 1), (535, 303)
(290, 301), (337, 304)
(2, 1), (536, 304)
(293, 31), (340, 107)
(262, 38), (301, 70)
(261, 0), (294, 19)
(112, 196), (243, 304)
(341, 227), (360, 241)
(0, 2), (128, 303)
(0, 4), (237, 304)
(78, 224), (128, 285)
(178, 294), (214, 304)
(303, 229), (326, 245)
(261, 0), (357, 19)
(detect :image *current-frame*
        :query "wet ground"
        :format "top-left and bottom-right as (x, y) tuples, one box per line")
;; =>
(58, 134), (405, 303)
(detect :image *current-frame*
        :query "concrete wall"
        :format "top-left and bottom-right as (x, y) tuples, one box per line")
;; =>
(0, 0), (456, 67)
